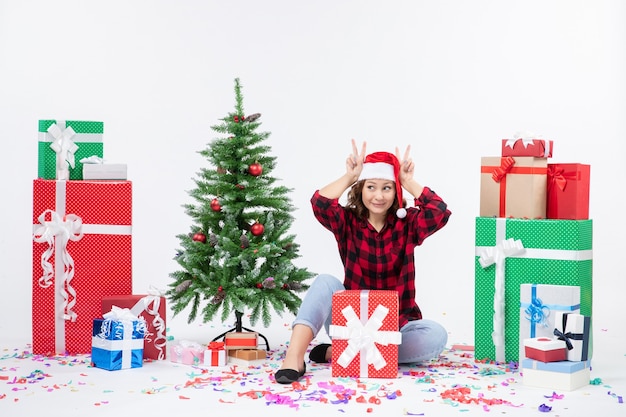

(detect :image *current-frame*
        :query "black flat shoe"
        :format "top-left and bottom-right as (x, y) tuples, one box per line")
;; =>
(309, 343), (331, 363)
(274, 362), (306, 384)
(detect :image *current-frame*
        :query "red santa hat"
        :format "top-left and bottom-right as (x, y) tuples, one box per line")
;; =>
(358, 151), (407, 218)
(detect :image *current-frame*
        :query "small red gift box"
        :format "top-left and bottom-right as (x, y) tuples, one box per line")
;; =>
(101, 293), (167, 360)
(204, 341), (227, 366)
(502, 138), (553, 158)
(224, 332), (258, 350)
(547, 163), (590, 220)
(32, 179), (132, 355)
(329, 290), (401, 378)
(523, 337), (567, 362)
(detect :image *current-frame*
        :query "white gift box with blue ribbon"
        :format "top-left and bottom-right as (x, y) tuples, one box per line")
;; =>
(519, 284), (580, 362)
(522, 358), (591, 391)
(91, 307), (146, 371)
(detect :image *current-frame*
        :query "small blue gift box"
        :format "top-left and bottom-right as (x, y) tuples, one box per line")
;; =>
(91, 316), (145, 371)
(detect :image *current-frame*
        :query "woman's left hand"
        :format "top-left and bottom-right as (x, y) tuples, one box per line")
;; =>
(395, 145), (414, 184)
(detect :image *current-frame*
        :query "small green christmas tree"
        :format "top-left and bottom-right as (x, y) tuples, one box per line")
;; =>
(168, 78), (313, 333)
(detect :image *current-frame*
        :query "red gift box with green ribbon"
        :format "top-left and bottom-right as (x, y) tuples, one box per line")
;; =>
(32, 179), (132, 355)
(547, 163), (591, 220)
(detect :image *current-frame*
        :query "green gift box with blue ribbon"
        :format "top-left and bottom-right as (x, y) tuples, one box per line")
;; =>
(474, 217), (592, 363)
(38, 119), (104, 180)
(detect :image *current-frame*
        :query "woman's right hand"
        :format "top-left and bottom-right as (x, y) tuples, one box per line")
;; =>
(346, 139), (366, 181)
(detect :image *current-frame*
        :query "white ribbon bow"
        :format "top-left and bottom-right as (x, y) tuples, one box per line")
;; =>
(478, 238), (525, 362)
(129, 286), (168, 360)
(504, 131), (543, 149)
(79, 155), (104, 164)
(48, 122), (78, 178)
(98, 307), (145, 369)
(330, 304), (402, 371)
(32, 209), (84, 321)
(104, 306), (138, 321)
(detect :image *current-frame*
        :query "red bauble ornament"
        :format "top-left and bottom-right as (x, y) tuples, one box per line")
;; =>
(248, 162), (263, 177)
(250, 222), (264, 236)
(256, 283), (263, 288)
(210, 198), (221, 212)
(192, 232), (207, 243)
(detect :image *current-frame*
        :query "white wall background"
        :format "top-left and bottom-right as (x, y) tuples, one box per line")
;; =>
(1, 1), (624, 345)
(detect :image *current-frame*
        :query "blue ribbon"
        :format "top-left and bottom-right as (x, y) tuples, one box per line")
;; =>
(520, 284), (580, 337)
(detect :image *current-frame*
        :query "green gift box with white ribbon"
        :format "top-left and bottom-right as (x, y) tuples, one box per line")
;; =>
(38, 119), (104, 180)
(474, 217), (592, 363)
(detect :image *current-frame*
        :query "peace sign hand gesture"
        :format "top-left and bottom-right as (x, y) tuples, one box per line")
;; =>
(346, 139), (367, 182)
(395, 145), (415, 184)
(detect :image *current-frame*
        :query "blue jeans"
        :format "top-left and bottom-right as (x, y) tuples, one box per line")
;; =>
(293, 274), (448, 364)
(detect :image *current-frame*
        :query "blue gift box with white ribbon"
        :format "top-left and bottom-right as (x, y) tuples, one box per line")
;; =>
(91, 307), (146, 371)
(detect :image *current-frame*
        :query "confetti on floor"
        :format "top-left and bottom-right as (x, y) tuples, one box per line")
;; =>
(1, 338), (624, 416)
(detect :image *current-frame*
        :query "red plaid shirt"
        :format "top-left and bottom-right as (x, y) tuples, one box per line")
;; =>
(311, 186), (451, 328)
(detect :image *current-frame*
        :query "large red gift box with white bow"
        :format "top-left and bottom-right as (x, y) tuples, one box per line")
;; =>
(32, 179), (132, 355)
(329, 290), (401, 378)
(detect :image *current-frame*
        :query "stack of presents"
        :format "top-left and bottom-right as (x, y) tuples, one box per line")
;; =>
(31, 119), (265, 371)
(475, 134), (592, 391)
(305, 134), (593, 383)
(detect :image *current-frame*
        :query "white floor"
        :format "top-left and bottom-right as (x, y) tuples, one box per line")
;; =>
(1, 319), (624, 417)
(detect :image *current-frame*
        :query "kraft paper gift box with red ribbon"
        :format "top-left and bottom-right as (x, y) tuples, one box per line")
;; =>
(521, 359), (591, 391)
(227, 349), (267, 361)
(519, 283), (581, 362)
(480, 156), (548, 219)
(523, 337), (568, 363)
(38, 120), (104, 180)
(501, 136), (553, 158)
(203, 341), (227, 367)
(224, 332), (258, 350)
(329, 290), (402, 378)
(169, 340), (205, 366)
(101, 292), (167, 360)
(32, 179), (132, 355)
(553, 312), (591, 362)
(547, 163), (591, 220)
(91, 307), (146, 371)
(474, 217), (592, 363)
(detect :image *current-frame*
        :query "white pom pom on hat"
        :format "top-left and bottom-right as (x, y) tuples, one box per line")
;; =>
(358, 151), (406, 218)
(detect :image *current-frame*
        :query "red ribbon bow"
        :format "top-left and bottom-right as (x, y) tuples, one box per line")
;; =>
(548, 166), (568, 191)
(208, 341), (225, 350)
(491, 156), (515, 183)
